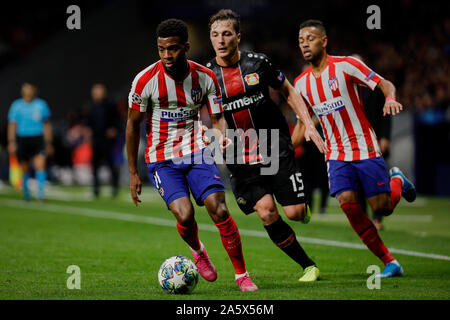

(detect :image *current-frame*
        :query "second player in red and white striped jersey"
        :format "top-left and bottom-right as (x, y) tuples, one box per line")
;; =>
(294, 55), (383, 161)
(128, 60), (223, 163)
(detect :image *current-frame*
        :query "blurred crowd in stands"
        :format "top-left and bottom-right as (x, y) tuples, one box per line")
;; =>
(0, 1), (448, 197)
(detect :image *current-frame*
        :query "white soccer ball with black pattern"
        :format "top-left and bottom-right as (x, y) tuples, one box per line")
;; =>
(158, 255), (199, 294)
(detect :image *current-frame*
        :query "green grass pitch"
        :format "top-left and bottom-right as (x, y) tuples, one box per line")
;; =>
(0, 184), (449, 300)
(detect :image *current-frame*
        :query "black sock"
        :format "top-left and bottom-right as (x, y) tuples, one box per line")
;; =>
(264, 216), (315, 269)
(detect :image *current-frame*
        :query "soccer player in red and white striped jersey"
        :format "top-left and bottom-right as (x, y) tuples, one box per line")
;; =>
(294, 53), (383, 162)
(126, 19), (257, 291)
(128, 56), (220, 163)
(292, 20), (417, 278)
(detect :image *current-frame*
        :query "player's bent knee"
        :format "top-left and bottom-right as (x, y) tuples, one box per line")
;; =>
(254, 195), (280, 225)
(256, 207), (279, 225)
(170, 204), (195, 226)
(175, 213), (195, 226)
(204, 195), (229, 223)
(285, 204), (306, 221)
(337, 191), (359, 204)
(369, 195), (392, 216)
(211, 203), (229, 223)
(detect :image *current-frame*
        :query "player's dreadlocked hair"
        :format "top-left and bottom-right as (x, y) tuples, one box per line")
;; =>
(299, 19), (327, 35)
(156, 18), (189, 43)
(208, 9), (240, 34)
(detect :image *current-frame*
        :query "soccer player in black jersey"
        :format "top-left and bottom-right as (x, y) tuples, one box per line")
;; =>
(207, 9), (327, 282)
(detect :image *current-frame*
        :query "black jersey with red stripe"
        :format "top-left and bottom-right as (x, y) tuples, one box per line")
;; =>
(207, 50), (294, 166)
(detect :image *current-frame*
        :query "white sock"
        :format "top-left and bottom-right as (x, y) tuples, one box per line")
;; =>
(390, 259), (400, 266)
(191, 242), (204, 255)
(235, 272), (248, 280)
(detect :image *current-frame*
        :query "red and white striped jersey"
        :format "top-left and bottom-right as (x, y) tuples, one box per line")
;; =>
(129, 60), (223, 163)
(294, 55), (383, 162)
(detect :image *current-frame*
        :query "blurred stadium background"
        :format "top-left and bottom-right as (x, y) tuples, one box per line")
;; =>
(0, 0), (449, 197)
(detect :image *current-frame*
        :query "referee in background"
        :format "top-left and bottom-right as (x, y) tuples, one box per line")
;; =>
(7, 82), (53, 201)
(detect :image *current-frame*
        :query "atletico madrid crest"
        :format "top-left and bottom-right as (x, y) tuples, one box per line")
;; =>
(328, 77), (339, 91)
(191, 88), (202, 104)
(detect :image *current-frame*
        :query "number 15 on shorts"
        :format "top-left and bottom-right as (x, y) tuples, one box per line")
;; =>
(289, 172), (305, 197)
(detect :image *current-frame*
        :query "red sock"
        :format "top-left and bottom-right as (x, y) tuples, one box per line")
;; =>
(176, 220), (201, 251)
(341, 201), (394, 264)
(215, 215), (247, 274)
(390, 177), (402, 209)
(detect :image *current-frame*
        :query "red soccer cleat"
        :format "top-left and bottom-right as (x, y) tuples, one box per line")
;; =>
(192, 245), (217, 282)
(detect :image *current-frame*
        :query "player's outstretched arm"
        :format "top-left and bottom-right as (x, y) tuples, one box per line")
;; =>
(279, 79), (327, 154)
(126, 108), (145, 206)
(377, 79), (403, 116)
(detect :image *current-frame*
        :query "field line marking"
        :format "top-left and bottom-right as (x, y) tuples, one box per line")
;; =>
(308, 213), (432, 222)
(2, 199), (449, 262)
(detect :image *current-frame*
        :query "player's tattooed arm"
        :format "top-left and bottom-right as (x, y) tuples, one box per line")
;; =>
(279, 79), (328, 154)
(377, 79), (403, 116)
(126, 108), (145, 206)
(210, 113), (231, 152)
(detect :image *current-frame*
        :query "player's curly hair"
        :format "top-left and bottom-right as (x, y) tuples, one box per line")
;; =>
(208, 9), (240, 34)
(299, 19), (327, 35)
(156, 18), (188, 43)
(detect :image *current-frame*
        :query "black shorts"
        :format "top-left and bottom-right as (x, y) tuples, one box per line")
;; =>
(17, 136), (46, 162)
(228, 155), (306, 214)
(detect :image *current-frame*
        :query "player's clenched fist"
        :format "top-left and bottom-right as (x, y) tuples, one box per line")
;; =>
(219, 136), (232, 153)
(201, 125), (211, 145)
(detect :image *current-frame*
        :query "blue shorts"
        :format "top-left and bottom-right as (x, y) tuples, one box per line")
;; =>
(146, 149), (225, 208)
(327, 157), (391, 198)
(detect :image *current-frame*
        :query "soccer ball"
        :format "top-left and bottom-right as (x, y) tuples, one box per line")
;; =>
(158, 255), (199, 294)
